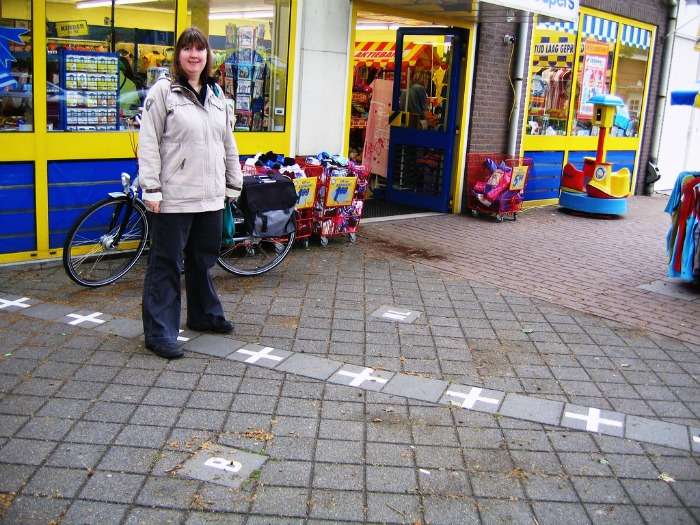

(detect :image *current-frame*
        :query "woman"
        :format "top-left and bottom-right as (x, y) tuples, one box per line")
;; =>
(138, 27), (242, 359)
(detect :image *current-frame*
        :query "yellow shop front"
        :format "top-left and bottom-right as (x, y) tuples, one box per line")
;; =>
(0, 0), (296, 263)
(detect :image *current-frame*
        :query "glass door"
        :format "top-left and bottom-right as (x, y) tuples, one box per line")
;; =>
(386, 27), (467, 212)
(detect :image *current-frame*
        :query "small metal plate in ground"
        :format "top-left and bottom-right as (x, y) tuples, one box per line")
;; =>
(179, 444), (267, 488)
(370, 305), (421, 324)
(637, 279), (700, 302)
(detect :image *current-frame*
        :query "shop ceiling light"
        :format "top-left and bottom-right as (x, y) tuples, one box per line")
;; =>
(208, 10), (274, 20)
(76, 0), (157, 8)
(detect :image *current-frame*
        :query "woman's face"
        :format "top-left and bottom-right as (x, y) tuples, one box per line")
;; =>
(179, 44), (207, 80)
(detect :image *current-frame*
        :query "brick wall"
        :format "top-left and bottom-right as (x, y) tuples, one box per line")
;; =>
(466, 2), (669, 196)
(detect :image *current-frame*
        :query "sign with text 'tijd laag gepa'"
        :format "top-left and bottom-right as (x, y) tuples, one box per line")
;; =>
(482, 0), (579, 22)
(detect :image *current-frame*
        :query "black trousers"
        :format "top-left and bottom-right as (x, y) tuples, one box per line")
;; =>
(142, 209), (225, 346)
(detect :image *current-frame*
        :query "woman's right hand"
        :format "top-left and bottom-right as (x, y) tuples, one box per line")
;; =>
(144, 200), (160, 213)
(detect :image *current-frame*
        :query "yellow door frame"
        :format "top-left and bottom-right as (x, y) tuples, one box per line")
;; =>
(349, 0), (477, 214)
(0, 0), (298, 264)
(519, 7), (657, 207)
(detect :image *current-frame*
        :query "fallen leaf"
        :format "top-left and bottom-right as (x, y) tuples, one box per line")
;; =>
(658, 472), (675, 483)
(507, 467), (529, 480)
(372, 418), (383, 423)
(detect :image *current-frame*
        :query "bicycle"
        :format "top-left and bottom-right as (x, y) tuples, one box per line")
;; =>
(62, 170), (296, 288)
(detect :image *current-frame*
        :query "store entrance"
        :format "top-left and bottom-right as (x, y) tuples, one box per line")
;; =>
(387, 27), (467, 213)
(348, 22), (468, 216)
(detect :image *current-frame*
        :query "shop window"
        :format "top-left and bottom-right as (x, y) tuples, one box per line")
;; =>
(0, 0), (33, 132)
(572, 14), (618, 136)
(45, 0), (176, 132)
(611, 25), (651, 137)
(191, 0), (291, 132)
(526, 16), (577, 136)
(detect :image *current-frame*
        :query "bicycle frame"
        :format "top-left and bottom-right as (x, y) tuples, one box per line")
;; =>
(106, 173), (143, 250)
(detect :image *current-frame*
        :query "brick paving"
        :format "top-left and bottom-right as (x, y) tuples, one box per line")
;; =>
(362, 195), (700, 345)
(0, 200), (699, 523)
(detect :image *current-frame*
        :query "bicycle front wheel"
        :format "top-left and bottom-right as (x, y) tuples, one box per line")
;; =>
(217, 230), (295, 276)
(63, 196), (149, 287)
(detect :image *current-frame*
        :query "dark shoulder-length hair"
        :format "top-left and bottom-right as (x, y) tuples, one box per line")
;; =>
(172, 27), (213, 84)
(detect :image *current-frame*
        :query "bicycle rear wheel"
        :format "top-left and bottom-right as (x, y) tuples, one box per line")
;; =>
(217, 230), (295, 276)
(63, 196), (149, 287)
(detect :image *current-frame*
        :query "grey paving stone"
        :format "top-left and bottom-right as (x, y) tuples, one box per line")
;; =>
(260, 459), (311, 487)
(187, 511), (245, 525)
(532, 501), (592, 525)
(98, 446), (161, 474)
(423, 495), (479, 525)
(251, 486), (308, 517)
(179, 443), (267, 489)
(0, 438), (56, 465)
(625, 415), (690, 451)
(94, 318), (144, 338)
(23, 466), (88, 498)
(135, 477), (200, 509)
(0, 463), (36, 492)
(1, 495), (69, 525)
(621, 478), (682, 506)
(498, 393), (563, 426)
(62, 501), (128, 525)
(65, 421), (122, 445)
(440, 384), (504, 413)
(22, 302), (75, 321)
(560, 403), (625, 437)
(227, 343), (291, 368)
(366, 492), (420, 523)
(183, 334), (245, 358)
(571, 477), (630, 504)
(0, 414), (28, 437)
(381, 374), (448, 403)
(471, 471), (524, 499)
(313, 463), (363, 490)
(80, 471), (144, 503)
(328, 363), (393, 391)
(479, 500), (535, 525)
(276, 353), (343, 380)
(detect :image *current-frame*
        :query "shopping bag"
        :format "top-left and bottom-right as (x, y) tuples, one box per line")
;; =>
(239, 174), (298, 237)
(222, 199), (236, 244)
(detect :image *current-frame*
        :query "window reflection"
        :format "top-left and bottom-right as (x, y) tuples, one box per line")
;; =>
(190, 0), (290, 132)
(612, 25), (651, 137)
(1, 0), (33, 132)
(46, 0), (176, 131)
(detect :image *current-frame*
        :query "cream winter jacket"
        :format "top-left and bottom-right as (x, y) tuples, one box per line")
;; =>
(138, 77), (243, 213)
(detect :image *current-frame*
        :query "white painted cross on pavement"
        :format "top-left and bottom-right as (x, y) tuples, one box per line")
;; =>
(0, 297), (31, 309)
(337, 367), (388, 387)
(382, 309), (412, 321)
(445, 387), (500, 409)
(564, 407), (623, 432)
(236, 346), (283, 364)
(66, 312), (106, 326)
(693, 435), (700, 445)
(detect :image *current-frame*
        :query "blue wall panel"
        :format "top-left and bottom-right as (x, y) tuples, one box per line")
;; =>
(48, 159), (137, 249)
(522, 151), (564, 201)
(0, 163), (36, 254)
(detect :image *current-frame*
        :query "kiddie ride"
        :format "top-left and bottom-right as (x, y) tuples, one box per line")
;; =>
(560, 95), (631, 216)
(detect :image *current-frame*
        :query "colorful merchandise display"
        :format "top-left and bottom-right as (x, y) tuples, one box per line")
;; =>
(466, 154), (531, 221)
(59, 50), (120, 131)
(221, 24), (269, 132)
(240, 152), (368, 247)
(664, 83), (700, 282)
(560, 94), (631, 215)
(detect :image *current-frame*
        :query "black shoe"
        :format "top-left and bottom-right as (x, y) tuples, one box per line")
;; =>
(187, 320), (234, 334)
(146, 342), (184, 359)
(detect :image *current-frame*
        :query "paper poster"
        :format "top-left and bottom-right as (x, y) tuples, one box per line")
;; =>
(293, 177), (317, 209)
(325, 176), (356, 207)
(362, 79), (393, 178)
(577, 41), (609, 120)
